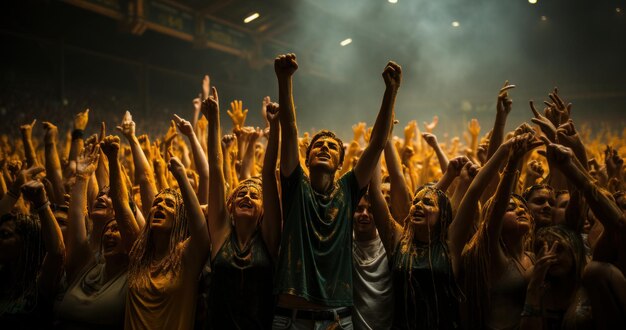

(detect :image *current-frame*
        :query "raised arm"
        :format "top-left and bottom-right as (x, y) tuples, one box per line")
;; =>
(174, 114), (209, 204)
(21, 180), (65, 299)
(100, 135), (141, 253)
(261, 103), (282, 260)
(422, 132), (449, 174)
(434, 156), (469, 193)
(20, 119), (38, 168)
(486, 82), (515, 160)
(66, 144), (99, 280)
(274, 53), (300, 177)
(202, 87), (229, 258)
(116, 111), (158, 216)
(384, 137), (411, 222)
(370, 158), (403, 257)
(354, 61), (402, 189)
(239, 127), (262, 180)
(42, 122), (66, 205)
(69, 109), (89, 162)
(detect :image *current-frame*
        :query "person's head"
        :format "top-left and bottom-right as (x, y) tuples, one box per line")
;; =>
(129, 188), (188, 287)
(498, 194), (533, 237)
(552, 190), (570, 225)
(227, 178), (263, 227)
(535, 225), (585, 280)
(353, 194), (375, 240)
(523, 184), (555, 229)
(0, 213), (44, 304)
(102, 220), (127, 260)
(91, 186), (115, 221)
(405, 186), (452, 241)
(305, 130), (345, 173)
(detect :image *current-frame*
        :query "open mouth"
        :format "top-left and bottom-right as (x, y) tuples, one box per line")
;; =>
(103, 238), (117, 250)
(94, 198), (108, 209)
(317, 153), (330, 160)
(357, 216), (371, 224)
(517, 216), (530, 223)
(238, 200), (253, 209)
(152, 210), (166, 222)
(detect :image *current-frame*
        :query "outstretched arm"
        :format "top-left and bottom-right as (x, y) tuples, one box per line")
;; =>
(262, 103), (282, 260)
(422, 132), (449, 174)
(117, 111), (158, 216)
(486, 82), (515, 160)
(354, 61), (402, 189)
(384, 137), (411, 222)
(202, 87), (229, 259)
(174, 114), (209, 204)
(100, 136), (141, 253)
(170, 156), (210, 272)
(69, 109), (89, 162)
(42, 122), (65, 205)
(274, 54), (300, 177)
(370, 158), (403, 257)
(434, 156), (469, 193)
(21, 180), (65, 300)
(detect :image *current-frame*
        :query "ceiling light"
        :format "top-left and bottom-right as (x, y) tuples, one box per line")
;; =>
(451, 21), (460, 27)
(244, 13), (260, 24)
(340, 38), (352, 46)
(528, 0), (537, 4)
(617, 8), (622, 13)
(388, 0), (398, 3)
(540, 15), (547, 21)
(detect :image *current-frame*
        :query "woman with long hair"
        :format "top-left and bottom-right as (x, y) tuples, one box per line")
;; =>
(54, 138), (140, 329)
(462, 133), (541, 329)
(203, 87), (281, 329)
(124, 147), (210, 329)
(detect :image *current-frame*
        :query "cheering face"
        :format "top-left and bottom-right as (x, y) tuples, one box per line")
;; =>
(149, 193), (177, 233)
(308, 136), (342, 172)
(527, 188), (555, 228)
(502, 197), (532, 235)
(408, 189), (440, 229)
(91, 187), (115, 221)
(232, 186), (262, 223)
(353, 197), (373, 235)
(0, 220), (21, 263)
(102, 221), (125, 258)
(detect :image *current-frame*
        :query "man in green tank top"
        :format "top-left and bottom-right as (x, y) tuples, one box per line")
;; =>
(272, 53), (402, 329)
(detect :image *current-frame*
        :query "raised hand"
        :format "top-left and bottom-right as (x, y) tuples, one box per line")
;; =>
(544, 87), (572, 125)
(74, 109), (89, 130)
(404, 120), (417, 143)
(605, 146), (624, 179)
(261, 96), (271, 128)
(514, 122), (535, 137)
(497, 81), (515, 116)
(468, 119), (481, 137)
(421, 132), (439, 147)
(508, 132), (542, 161)
(21, 180), (48, 207)
(423, 116), (439, 133)
(20, 119), (37, 137)
(460, 161), (480, 181)
(42, 121), (58, 145)
(167, 153), (186, 178)
(265, 102), (280, 124)
(446, 156), (470, 177)
(527, 159), (545, 178)
(173, 114), (194, 137)
(382, 61), (402, 90)
(530, 100), (557, 142)
(201, 87), (219, 118)
(227, 100), (248, 130)
(556, 120), (580, 148)
(76, 142), (100, 178)
(274, 53), (298, 81)
(544, 139), (576, 167)
(116, 111), (136, 138)
(99, 135), (121, 160)
(202, 74), (210, 100)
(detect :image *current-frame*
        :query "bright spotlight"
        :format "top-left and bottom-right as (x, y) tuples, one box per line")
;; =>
(529, 0), (537, 4)
(244, 13), (260, 24)
(617, 8), (622, 13)
(540, 15), (547, 21)
(388, 0), (398, 3)
(451, 21), (460, 27)
(340, 38), (352, 46)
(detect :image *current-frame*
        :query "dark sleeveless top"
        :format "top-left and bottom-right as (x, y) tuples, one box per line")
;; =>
(207, 230), (274, 329)
(391, 239), (459, 330)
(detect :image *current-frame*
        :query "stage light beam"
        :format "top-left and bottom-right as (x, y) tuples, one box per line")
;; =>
(340, 38), (352, 46)
(244, 13), (260, 24)
(529, 0), (537, 4)
(451, 21), (460, 28)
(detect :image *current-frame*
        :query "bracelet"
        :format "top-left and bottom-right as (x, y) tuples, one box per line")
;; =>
(72, 129), (84, 140)
(520, 304), (542, 318)
(6, 189), (20, 199)
(34, 200), (51, 213)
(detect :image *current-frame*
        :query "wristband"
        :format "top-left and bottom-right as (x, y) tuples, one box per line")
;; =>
(72, 129), (84, 140)
(34, 200), (51, 213)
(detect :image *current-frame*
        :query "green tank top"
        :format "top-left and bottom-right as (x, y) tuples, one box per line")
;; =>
(274, 166), (365, 307)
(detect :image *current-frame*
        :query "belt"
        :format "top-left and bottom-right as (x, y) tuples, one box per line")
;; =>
(275, 306), (352, 321)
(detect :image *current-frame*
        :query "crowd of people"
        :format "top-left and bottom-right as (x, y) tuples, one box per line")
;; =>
(1, 53), (625, 329)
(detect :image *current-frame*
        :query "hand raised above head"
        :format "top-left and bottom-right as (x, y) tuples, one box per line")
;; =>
(116, 111), (135, 138)
(99, 135), (120, 159)
(274, 53), (298, 80)
(265, 102), (280, 124)
(74, 109), (89, 130)
(173, 114), (194, 137)
(201, 86), (219, 118)
(382, 61), (402, 90)
(42, 121), (58, 144)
